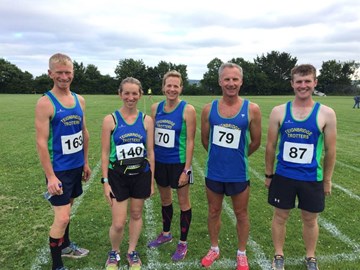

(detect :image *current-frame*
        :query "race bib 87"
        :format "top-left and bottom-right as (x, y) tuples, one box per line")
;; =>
(283, 141), (314, 164)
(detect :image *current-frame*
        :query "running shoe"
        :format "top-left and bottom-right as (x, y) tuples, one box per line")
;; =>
(61, 242), (89, 258)
(127, 251), (142, 270)
(272, 255), (285, 270)
(236, 254), (249, 270)
(105, 250), (120, 270)
(147, 232), (173, 248)
(201, 249), (220, 268)
(171, 242), (188, 261)
(305, 257), (319, 270)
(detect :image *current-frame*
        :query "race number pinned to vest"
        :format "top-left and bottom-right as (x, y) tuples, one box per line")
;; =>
(154, 128), (175, 148)
(283, 141), (314, 164)
(116, 143), (145, 160)
(212, 125), (241, 149)
(61, 130), (83, 155)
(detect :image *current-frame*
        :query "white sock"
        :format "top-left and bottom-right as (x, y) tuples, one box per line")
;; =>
(211, 246), (220, 253)
(237, 250), (246, 256)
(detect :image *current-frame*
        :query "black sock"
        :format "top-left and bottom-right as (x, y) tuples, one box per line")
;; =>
(61, 222), (70, 249)
(49, 236), (64, 270)
(180, 208), (192, 242)
(162, 204), (173, 233)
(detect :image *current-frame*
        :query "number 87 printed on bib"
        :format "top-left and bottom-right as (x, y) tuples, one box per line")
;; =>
(283, 141), (314, 164)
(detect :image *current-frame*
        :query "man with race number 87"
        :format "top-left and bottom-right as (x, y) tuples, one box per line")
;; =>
(265, 64), (337, 270)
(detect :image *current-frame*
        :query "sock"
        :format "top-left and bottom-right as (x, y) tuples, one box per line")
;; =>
(211, 246), (220, 253)
(61, 222), (70, 249)
(49, 236), (64, 270)
(237, 249), (246, 256)
(162, 204), (173, 233)
(180, 208), (192, 242)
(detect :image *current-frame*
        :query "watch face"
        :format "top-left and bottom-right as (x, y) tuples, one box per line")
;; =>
(186, 170), (192, 175)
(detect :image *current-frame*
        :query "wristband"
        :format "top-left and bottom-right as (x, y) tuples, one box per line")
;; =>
(265, 174), (274, 179)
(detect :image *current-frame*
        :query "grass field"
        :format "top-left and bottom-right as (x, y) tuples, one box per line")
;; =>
(0, 94), (359, 270)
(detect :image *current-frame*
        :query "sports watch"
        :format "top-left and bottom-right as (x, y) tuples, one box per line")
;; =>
(101, 177), (109, 184)
(183, 169), (192, 175)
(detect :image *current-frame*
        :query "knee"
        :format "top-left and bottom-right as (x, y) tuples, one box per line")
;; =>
(112, 221), (126, 232)
(273, 211), (289, 225)
(234, 209), (248, 222)
(130, 211), (143, 222)
(58, 213), (70, 225)
(208, 207), (221, 219)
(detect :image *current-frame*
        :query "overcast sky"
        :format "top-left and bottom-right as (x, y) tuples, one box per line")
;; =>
(1, 0), (359, 79)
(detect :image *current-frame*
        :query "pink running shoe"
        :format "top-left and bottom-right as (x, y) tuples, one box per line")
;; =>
(237, 254), (249, 270)
(201, 249), (220, 268)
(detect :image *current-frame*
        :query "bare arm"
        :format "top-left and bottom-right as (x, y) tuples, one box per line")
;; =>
(264, 105), (283, 188)
(322, 106), (337, 195)
(248, 102), (262, 156)
(178, 104), (196, 186)
(101, 114), (115, 205)
(78, 94), (91, 181)
(150, 102), (159, 121)
(201, 103), (211, 151)
(184, 104), (196, 169)
(35, 96), (62, 195)
(144, 114), (155, 196)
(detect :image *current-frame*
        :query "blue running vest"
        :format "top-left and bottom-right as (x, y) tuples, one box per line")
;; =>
(46, 91), (84, 171)
(109, 110), (148, 169)
(205, 99), (250, 182)
(154, 100), (187, 164)
(276, 101), (324, 181)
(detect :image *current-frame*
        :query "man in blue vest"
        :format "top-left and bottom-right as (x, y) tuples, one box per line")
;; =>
(35, 53), (91, 270)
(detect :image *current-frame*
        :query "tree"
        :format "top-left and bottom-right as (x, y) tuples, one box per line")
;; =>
(114, 59), (147, 84)
(33, 74), (52, 94)
(228, 57), (268, 95)
(72, 61), (86, 93)
(202, 58), (223, 95)
(254, 51), (297, 95)
(0, 58), (34, 93)
(318, 60), (360, 95)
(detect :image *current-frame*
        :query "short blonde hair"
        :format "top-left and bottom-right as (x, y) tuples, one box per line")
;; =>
(49, 53), (73, 70)
(162, 70), (183, 87)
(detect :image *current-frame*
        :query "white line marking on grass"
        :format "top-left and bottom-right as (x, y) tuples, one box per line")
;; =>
(318, 217), (360, 251)
(332, 183), (360, 201)
(336, 159), (360, 173)
(144, 195), (161, 264)
(30, 161), (101, 270)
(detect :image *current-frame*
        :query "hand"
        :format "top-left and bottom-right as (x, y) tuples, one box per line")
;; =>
(47, 177), (63, 196)
(178, 173), (188, 187)
(264, 178), (272, 189)
(324, 181), (332, 196)
(82, 164), (91, 182)
(103, 183), (114, 206)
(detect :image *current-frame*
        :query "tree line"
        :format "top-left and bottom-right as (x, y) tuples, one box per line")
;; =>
(0, 51), (359, 95)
